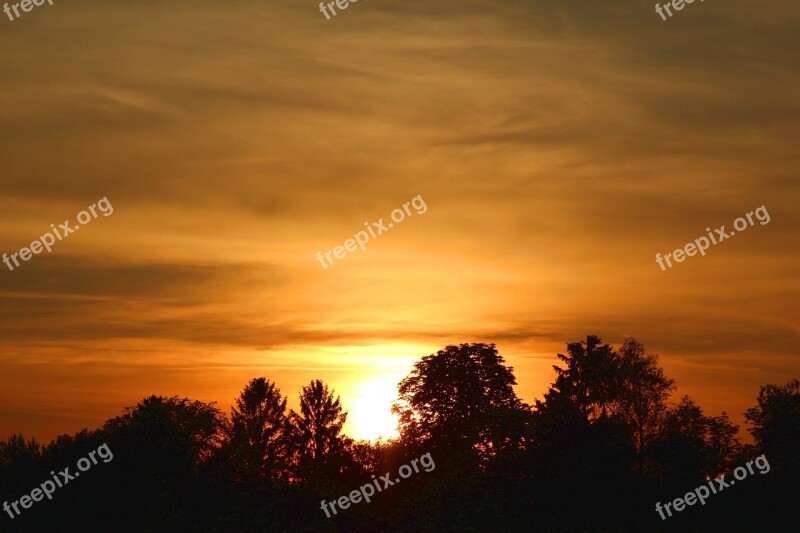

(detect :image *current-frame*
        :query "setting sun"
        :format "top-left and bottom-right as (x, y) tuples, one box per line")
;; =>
(346, 374), (401, 441)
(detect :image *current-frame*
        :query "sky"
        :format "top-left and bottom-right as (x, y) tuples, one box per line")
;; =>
(0, 0), (798, 443)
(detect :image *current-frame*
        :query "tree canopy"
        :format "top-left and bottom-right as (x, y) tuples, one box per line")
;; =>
(1, 338), (796, 532)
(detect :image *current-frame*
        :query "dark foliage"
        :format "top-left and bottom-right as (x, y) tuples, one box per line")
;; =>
(1, 338), (796, 532)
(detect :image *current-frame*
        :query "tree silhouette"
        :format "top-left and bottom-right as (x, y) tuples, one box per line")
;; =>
(226, 377), (290, 483)
(289, 379), (351, 482)
(1, 341), (796, 532)
(745, 378), (800, 474)
(704, 411), (740, 473)
(0, 434), (41, 467)
(104, 395), (225, 466)
(393, 343), (528, 463)
(531, 337), (643, 531)
(0, 434), (42, 501)
(644, 395), (740, 491)
(540, 335), (618, 422)
(537, 336), (677, 453)
(613, 337), (676, 452)
(101, 395), (226, 530)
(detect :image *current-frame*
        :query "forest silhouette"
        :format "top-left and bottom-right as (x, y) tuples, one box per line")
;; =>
(1, 336), (797, 532)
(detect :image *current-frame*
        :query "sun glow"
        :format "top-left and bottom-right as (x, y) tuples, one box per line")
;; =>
(346, 375), (401, 441)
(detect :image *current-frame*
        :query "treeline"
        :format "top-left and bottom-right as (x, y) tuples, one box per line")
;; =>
(1, 336), (798, 532)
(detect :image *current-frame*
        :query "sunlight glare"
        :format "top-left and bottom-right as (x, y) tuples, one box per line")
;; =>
(347, 374), (401, 441)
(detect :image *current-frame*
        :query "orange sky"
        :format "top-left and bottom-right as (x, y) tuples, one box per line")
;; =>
(1, 0), (798, 443)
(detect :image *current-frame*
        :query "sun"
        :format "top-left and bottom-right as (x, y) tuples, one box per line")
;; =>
(346, 375), (401, 441)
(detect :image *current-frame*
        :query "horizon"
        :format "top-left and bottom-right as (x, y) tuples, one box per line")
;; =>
(1, 336), (778, 444)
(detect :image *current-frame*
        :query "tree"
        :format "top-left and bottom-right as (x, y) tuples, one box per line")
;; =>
(531, 337), (655, 530)
(102, 395), (227, 530)
(542, 335), (618, 422)
(537, 336), (677, 452)
(289, 380), (351, 482)
(0, 434), (42, 497)
(0, 433), (41, 467)
(104, 395), (226, 466)
(227, 378), (290, 482)
(392, 343), (528, 462)
(644, 395), (740, 489)
(744, 379), (800, 473)
(613, 337), (675, 451)
(349, 438), (386, 474)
